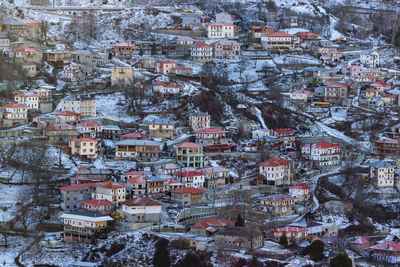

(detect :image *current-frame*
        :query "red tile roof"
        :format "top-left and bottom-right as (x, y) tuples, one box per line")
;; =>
(366, 241), (400, 252)
(122, 197), (161, 206)
(80, 199), (113, 206)
(314, 142), (341, 149)
(55, 110), (81, 116)
(191, 41), (213, 48)
(121, 132), (142, 138)
(175, 142), (202, 148)
(258, 157), (290, 167)
(127, 175), (146, 184)
(191, 217), (234, 229)
(59, 182), (97, 191)
(291, 89), (313, 95)
(96, 180), (127, 189)
(272, 226), (308, 232)
(125, 170), (144, 176)
(194, 128), (228, 134)
(266, 32), (294, 37)
(172, 187), (206, 194)
(70, 138), (97, 142)
(289, 184), (310, 190)
(370, 81), (390, 87)
(175, 171), (204, 177)
(351, 236), (370, 245)
(326, 83), (347, 88)
(114, 42), (133, 47)
(45, 123), (76, 131)
(1, 102), (28, 109)
(153, 81), (183, 88)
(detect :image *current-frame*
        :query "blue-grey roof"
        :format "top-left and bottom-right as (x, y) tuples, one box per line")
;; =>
(369, 161), (394, 168)
(146, 176), (165, 182)
(115, 139), (161, 147)
(152, 118), (177, 125)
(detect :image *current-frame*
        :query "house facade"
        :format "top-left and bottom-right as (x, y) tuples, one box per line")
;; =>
(149, 119), (176, 139)
(189, 112), (211, 131)
(69, 138), (99, 159)
(206, 23), (235, 39)
(212, 40), (241, 60)
(258, 157), (292, 186)
(369, 161), (395, 188)
(115, 140), (161, 159)
(259, 194), (295, 217)
(121, 197), (162, 223)
(301, 142), (342, 167)
(175, 142), (204, 168)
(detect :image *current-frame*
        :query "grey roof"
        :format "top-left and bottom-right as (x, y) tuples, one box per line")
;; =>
(189, 112), (209, 117)
(64, 95), (94, 101)
(63, 210), (110, 218)
(146, 176), (165, 182)
(152, 118), (177, 125)
(369, 161), (394, 168)
(71, 50), (94, 55)
(102, 125), (122, 130)
(115, 139), (161, 147)
(215, 226), (261, 237)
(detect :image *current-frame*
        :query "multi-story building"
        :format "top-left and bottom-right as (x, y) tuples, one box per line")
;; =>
(360, 50), (379, 68)
(69, 138), (99, 159)
(61, 95), (96, 117)
(156, 60), (176, 75)
(171, 187), (206, 206)
(54, 111), (81, 124)
(212, 40), (241, 60)
(375, 138), (400, 154)
(190, 41), (213, 62)
(324, 83), (348, 103)
(44, 123), (79, 144)
(301, 142), (342, 167)
(146, 176), (165, 198)
(126, 171), (146, 196)
(271, 226), (308, 245)
(114, 42), (134, 59)
(60, 211), (113, 243)
(365, 241), (400, 264)
(149, 118), (176, 139)
(80, 199), (114, 214)
(92, 181), (127, 206)
(12, 46), (42, 63)
(0, 102), (28, 127)
(175, 171), (205, 188)
(13, 92), (39, 110)
(111, 67), (135, 87)
(191, 218), (234, 237)
(259, 194), (295, 217)
(189, 112), (211, 131)
(121, 197), (162, 223)
(175, 142), (204, 168)
(261, 32), (297, 50)
(59, 183), (97, 211)
(215, 227), (263, 250)
(206, 23), (235, 39)
(369, 161), (395, 188)
(258, 157), (292, 186)
(195, 128), (228, 147)
(270, 128), (296, 149)
(152, 81), (183, 99)
(76, 122), (102, 138)
(288, 184), (310, 203)
(200, 166), (230, 189)
(115, 140), (161, 159)
(248, 25), (274, 42)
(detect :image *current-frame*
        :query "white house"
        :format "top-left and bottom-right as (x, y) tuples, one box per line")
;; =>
(360, 50), (379, 68)
(369, 160), (395, 188)
(206, 23), (235, 39)
(301, 142), (342, 167)
(61, 95), (96, 117)
(121, 197), (162, 223)
(175, 170), (205, 188)
(91, 181), (127, 205)
(14, 92), (39, 110)
(76, 122), (102, 138)
(288, 184), (310, 202)
(258, 157), (292, 185)
(289, 89), (313, 102)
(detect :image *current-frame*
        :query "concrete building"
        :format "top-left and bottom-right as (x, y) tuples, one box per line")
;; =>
(301, 142), (342, 167)
(212, 40), (241, 60)
(171, 187), (206, 206)
(59, 183), (97, 211)
(206, 23), (235, 39)
(61, 95), (96, 117)
(111, 67), (135, 87)
(215, 227), (263, 250)
(190, 42), (213, 62)
(121, 197), (162, 223)
(91, 181), (127, 206)
(175, 142), (204, 168)
(369, 161), (395, 188)
(258, 157), (292, 186)
(69, 138), (99, 159)
(189, 112), (210, 131)
(259, 194), (295, 217)
(149, 118), (176, 139)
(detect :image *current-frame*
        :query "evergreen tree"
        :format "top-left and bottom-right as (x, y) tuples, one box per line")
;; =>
(279, 233), (288, 247)
(330, 253), (352, 267)
(152, 238), (170, 267)
(302, 240), (325, 262)
(176, 251), (212, 267)
(235, 214), (245, 227)
(108, 52), (113, 60)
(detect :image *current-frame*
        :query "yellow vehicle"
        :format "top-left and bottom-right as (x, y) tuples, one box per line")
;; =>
(110, 212), (125, 220)
(312, 102), (330, 108)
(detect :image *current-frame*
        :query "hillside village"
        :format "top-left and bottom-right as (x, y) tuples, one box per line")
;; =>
(0, 0), (400, 266)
